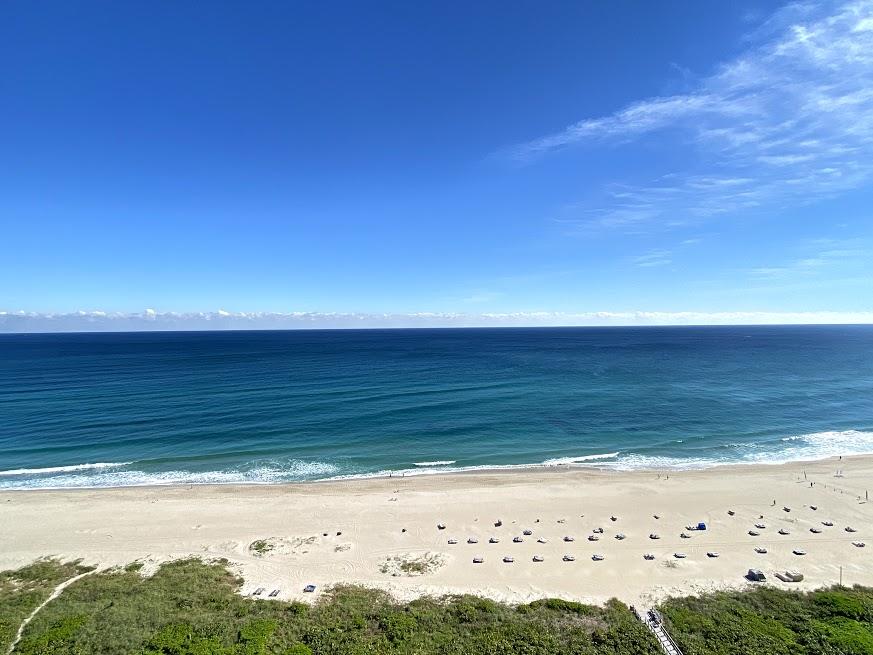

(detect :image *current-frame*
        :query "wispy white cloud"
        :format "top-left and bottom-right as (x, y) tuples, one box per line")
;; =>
(632, 249), (672, 267)
(512, 0), (873, 229)
(2, 309), (872, 332)
(748, 236), (870, 279)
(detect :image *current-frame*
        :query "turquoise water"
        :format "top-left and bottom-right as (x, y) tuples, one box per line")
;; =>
(1, 326), (872, 489)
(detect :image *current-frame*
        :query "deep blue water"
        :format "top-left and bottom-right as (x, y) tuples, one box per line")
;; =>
(2, 326), (873, 489)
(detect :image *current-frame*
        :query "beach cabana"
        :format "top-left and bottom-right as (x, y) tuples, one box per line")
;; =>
(747, 569), (766, 581)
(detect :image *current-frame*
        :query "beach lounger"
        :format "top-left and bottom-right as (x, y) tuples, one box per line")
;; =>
(810, 505), (818, 510)
(727, 510), (735, 516)
(593, 527), (604, 534)
(680, 532), (691, 539)
(494, 520), (502, 527)
(775, 570), (804, 582)
(783, 506), (791, 512)
(437, 523), (446, 530)
(755, 523), (766, 529)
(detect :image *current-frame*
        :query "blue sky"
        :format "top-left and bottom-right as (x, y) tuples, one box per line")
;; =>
(2, 0), (872, 329)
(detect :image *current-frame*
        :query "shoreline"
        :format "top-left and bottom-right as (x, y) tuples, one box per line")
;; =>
(2, 451), (870, 493)
(3, 454), (871, 607)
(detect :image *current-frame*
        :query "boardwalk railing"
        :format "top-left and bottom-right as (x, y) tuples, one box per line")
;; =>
(631, 606), (684, 655)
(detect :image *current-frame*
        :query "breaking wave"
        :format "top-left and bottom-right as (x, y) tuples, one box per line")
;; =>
(4, 430), (871, 489)
(0, 462), (131, 476)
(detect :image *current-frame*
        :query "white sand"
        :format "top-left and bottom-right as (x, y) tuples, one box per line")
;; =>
(2, 455), (871, 606)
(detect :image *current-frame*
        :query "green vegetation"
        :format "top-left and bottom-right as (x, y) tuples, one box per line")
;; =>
(249, 540), (274, 556)
(6, 558), (873, 654)
(378, 553), (445, 577)
(0, 559), (93, 652)
(7, 559), (658, 654)
(661, 585), (873, 655)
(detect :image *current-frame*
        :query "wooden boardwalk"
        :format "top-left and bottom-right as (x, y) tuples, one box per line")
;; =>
(632, 606), (684, 655)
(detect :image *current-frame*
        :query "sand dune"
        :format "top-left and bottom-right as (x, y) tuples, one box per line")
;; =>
(2, 455), (871, 606)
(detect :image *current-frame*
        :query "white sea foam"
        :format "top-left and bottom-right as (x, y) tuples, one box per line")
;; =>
(542, 452), (619, 465)
(0, 462), (132, 476)
(0, 460), (339, 490)
(4, 430), (872, 489)
(593, 430), (873, 471)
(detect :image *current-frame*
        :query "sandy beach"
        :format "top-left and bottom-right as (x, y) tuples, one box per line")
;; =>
(2, 455), (871, 607)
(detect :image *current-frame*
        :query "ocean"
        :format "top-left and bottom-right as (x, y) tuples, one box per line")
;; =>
(2, 326), (872, 489)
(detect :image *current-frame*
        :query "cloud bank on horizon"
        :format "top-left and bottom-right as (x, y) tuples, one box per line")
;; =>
(3, 309), (873, 332)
